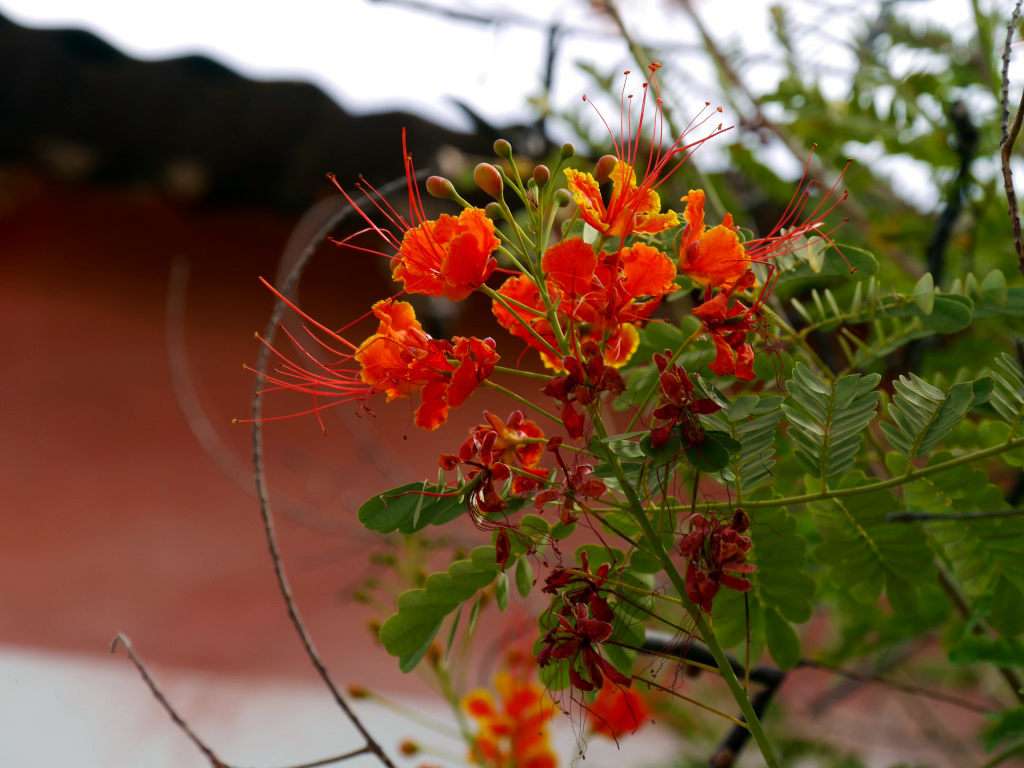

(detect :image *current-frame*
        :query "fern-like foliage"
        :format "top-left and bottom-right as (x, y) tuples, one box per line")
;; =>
(990, 352), (1024, 434)
(808, 472), (936, 614)
(879, 375), (988, 460)
(714, 502), (816, 669)
(703, 394), (785, 499)
(783, 364), (880, 480)
(889, 452), (1024, 635)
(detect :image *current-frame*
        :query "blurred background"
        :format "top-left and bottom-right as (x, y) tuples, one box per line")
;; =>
(1, 0), (1021, 766)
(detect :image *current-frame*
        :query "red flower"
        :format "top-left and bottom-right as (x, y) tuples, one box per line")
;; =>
(536, 602), (630, 693)
(543, 237), (678, 331)
(392, 207), (500, 301)
(691, 290), (760, 381)
(460, 411), (545, 471)
(540, 342), (625, 440)
(589, 680), (652, 740)
(533, 437), (606, 525)
(677, 189), (750, 291)
(329, 130), (499, 302)
(679, 510), (755, 612)
(648, 352), (722, 450)
(256, 291), (497, 431)
(463, 666), (558, 768)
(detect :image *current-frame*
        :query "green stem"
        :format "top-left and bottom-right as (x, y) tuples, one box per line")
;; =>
(492, 365), (550, 381)
(700, 435), (1024, 512)
(590, 417), (781, 766)
(482, 379), (563, 427)
(481, 284), (564, 361)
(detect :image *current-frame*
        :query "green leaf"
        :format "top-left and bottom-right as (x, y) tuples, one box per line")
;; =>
(949, 630), (1024, 668)
(892, 452), (1024, 604)
(358, 481), (463, 534)
(495, 571), (509, 611)
(379, 545), (503, 663)
(774, 241), (878, 285)
(809, 472), (935, 612)
(913, 272), (935, 315)
(982, 269), (1009, 306)
(984, 706), (1024, 751)
(782, 363), (880, 479)
(704, 395), (785, 497)
(714, 503), (816, 669)
(880, 375), (983, 460)
(515, 557), (533, 597)
(685, 430), (742, 473)
(398, 619), (442, 673)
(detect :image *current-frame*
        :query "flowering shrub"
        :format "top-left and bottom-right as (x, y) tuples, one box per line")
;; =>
(245, 59), (1024, 768)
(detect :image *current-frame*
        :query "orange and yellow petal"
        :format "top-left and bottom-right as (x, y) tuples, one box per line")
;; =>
(681, 188), (707, 250)
(608, 163), (678, 236)
(564, 168), (608, 233)
(602, 324), (640, 368)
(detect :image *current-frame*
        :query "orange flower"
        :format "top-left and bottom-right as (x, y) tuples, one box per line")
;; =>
(392, 207), (500, 301)
(691, 291), (758, 381)
(329, 130), (498, 302)
(564, 63), (727, 240)
(460, 411), (545, 470)
(463, 672), (558, 768)
(255, 289), (497, 431)
(677, 189), (750, 291)
(588, 680), (652, 740)
(565, 163), (678, 238)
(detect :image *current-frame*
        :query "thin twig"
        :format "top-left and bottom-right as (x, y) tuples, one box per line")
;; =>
(111, 632), (382, 768)
(110, 633), (229, 768)
(887, 508), (1024, 522)
(999, 0), (1024, 275)
(251, 177), (416, 768)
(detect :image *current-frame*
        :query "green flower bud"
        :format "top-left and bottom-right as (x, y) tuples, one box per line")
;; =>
(493, 138), (512, 158)
(554, 188), (572, 207)
(560, 142), (575, 159)
(532, 164), (550, 187)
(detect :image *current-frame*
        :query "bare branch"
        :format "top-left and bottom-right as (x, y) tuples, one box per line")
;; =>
(110, 633), (229, 768)
(1000, 0), (1024, 276)
(250, 176), (417, 768)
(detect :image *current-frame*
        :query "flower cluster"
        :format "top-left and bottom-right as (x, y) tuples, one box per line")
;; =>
(248, 62), (848, 759)
(679, 510), (756, 612)
(463, 662), (558, 768)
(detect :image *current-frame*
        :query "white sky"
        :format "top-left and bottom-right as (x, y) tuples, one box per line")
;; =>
(0, 0), (1002, 206)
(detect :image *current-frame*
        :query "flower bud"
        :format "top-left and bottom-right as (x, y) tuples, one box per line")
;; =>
(426, 175), (456, 200)
(594, 154), (617, 184)
(399, 741), (420, 756)
(484, 201), (503, 220)
(474, 162), (504, 199)
(560, 142), (575, 159)
(493, 138), (512, 158)
(553, 188), (572, 208)
(532, 164), (550, 187)
(347, 684), (370, 699)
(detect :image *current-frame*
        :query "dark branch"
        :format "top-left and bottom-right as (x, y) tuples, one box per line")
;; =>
(110, 633), (229, 768)
(887, 508), (1024, 522)
(250, 177), (417, 768)
(1000, 0), (1024, 276)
